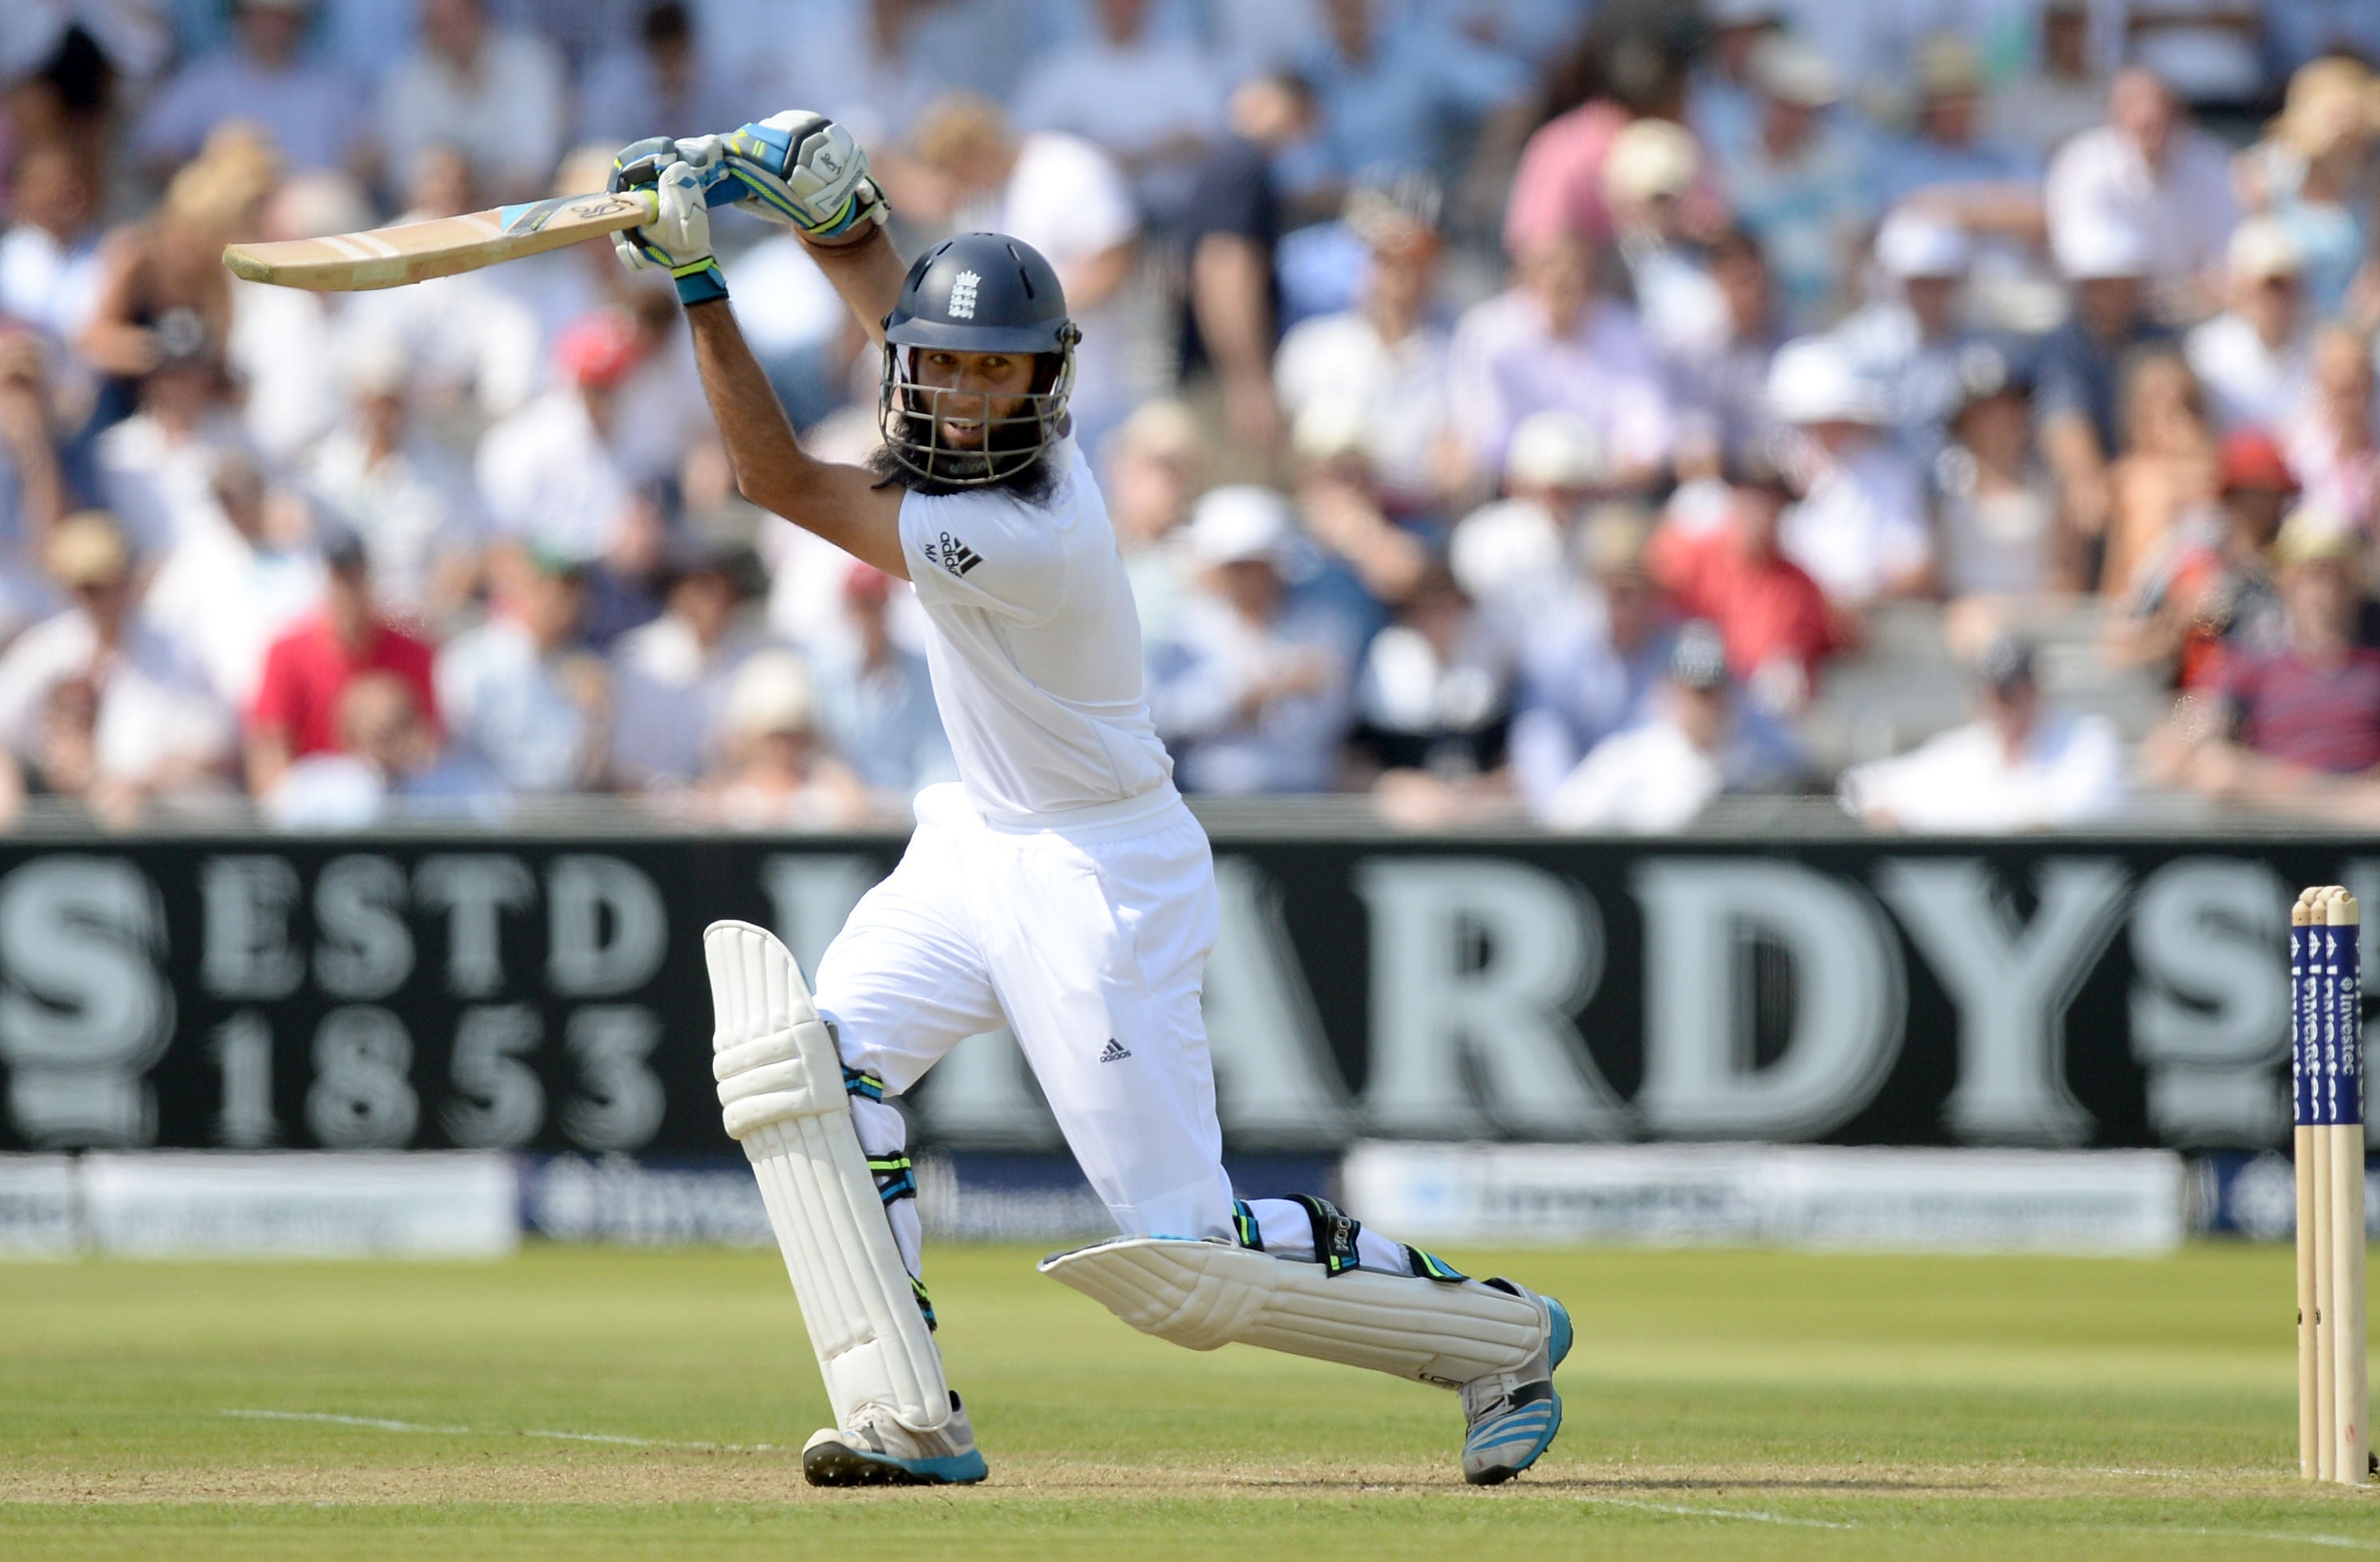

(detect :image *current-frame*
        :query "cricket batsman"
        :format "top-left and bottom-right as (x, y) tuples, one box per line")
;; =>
(608, 113), (1569, 1489)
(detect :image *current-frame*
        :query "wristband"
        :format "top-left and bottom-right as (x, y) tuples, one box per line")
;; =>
(672, 257), (728, 307)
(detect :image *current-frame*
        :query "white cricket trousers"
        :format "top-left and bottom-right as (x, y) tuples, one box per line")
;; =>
(813, 781), (1238, 1265)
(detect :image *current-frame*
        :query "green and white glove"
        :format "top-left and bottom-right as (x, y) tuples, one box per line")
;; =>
(700, 109), (887, 241)
(611, 159), (726, 306)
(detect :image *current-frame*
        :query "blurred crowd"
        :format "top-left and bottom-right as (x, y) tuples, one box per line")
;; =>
(5, 0), (2380, 834)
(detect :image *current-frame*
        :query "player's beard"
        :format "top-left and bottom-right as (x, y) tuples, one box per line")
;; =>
(871, 401), (1062, 503)
(871, 379), (1066, 500)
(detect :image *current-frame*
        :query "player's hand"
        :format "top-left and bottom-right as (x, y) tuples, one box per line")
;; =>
(704, 110), (889, 243)
(609, 134), (737, 205)
(612, 161), (728, 306)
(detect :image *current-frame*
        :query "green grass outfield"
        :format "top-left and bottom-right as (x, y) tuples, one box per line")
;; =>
(6, 1242), (2380, 1559)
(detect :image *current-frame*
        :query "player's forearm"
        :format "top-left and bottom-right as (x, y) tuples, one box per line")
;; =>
(684, 299), (909, 576)
(801, 224), (907, 351)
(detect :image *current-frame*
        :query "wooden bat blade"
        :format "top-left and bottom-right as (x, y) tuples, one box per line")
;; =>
(221, 189), (659, 292)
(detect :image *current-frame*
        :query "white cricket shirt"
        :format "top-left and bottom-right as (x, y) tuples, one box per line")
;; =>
(897, 439), (1174, 823)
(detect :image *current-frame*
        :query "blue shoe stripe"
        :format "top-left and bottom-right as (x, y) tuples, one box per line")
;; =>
(1467, 1388), (1564, 1474)
(1469, 1414), (1556, 1451)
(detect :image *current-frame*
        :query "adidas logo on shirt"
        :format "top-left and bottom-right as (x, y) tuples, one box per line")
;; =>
(925, 531), (984, 577)
(948, 269), (980, 319)
(1098, 1039), (1131, 1063)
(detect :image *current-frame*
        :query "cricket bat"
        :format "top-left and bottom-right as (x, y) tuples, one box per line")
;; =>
(221, 188), (660, 292)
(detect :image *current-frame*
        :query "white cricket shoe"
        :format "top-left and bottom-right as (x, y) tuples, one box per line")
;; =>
(800, 1391), (989, 1485)
(1459, 1283), (1572, 1485)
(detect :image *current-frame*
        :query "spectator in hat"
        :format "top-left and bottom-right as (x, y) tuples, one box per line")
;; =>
(2235, 57), (2377, 323)
(1446, 235), (1674, 494)
(2151, 511), (2380, 807)
(1272, 165), (1442, 355)
(811, 562), (955, 799)
(143, 452), (327, 708)
(1987, 0), (2111, 163)
(1505, 502), (1674, 815)
(700, 648), (871, 831)
(1538, 618), (1801, 832)
(435, 547), (609, 794)
(1931, 346), (2069, 603)
(134, 0), (363, 179)
(377, 0), (565, 202)
(476, 310), (640, 564)
(0, 511), (231, 816)
(606, 535), (767, 791)
(1179, 73), (1318, 460)
(1648, 452), (1843, 715)
(1273, 184), (1457, 515)
(1767, 336), (1934, 607)
(2034, 217), (2176, 561)
(1835, 209), (1986, 469)
(303, 333), (485, 632)
(1601, 117), (1728, 359)
(244, 524), (438, 799)
(1874, 37), (2043, 240)
(1148, 485), (1351, 795)
(1660, 225), (1788, 479)
(1839, 635), (2124, 832)
(2116, 426), (2297, 692)
(261, 668), (504, 831)
(2101, 346), (2219, 603)
(1712, 34), (1875, 332)
(2187, 219), (2315, 434)
(2045, 67), (2238, 320)
(1449, 410), (1602, 612)
(2284, 324), (2380, 537)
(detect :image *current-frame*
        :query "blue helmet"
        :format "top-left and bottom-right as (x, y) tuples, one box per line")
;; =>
(878, 232), (1081, 488)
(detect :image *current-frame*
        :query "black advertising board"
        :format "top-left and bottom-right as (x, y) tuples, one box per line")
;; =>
(0, 833), (2366, 1155)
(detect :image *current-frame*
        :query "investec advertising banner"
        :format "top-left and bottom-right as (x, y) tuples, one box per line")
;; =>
(0, 835), (2366, 1156)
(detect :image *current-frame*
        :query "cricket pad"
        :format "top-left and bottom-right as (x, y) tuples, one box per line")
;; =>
(1040, 1235), (1543, 1389)
(706, 920), (950, 1433)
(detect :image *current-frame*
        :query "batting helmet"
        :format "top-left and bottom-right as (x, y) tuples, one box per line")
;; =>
(878, 232), (1081, 489)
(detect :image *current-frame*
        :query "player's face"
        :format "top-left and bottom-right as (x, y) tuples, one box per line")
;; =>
(912, 348), (1037, 450)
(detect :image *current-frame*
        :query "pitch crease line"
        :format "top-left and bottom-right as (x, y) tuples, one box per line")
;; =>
(1577, 1497), (1858, 1530)
(220, 1409), (779, 1453)
(222, 1409), (470, 1434)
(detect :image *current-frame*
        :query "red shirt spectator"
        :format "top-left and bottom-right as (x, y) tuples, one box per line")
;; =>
(1648, 474), (1843, 706)
(252, 616), (438, 757)
(245, 533), (438, 793)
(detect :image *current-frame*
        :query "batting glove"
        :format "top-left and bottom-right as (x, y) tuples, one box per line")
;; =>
(611, 160), (727, 307)
(703, 110), (888, 241)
